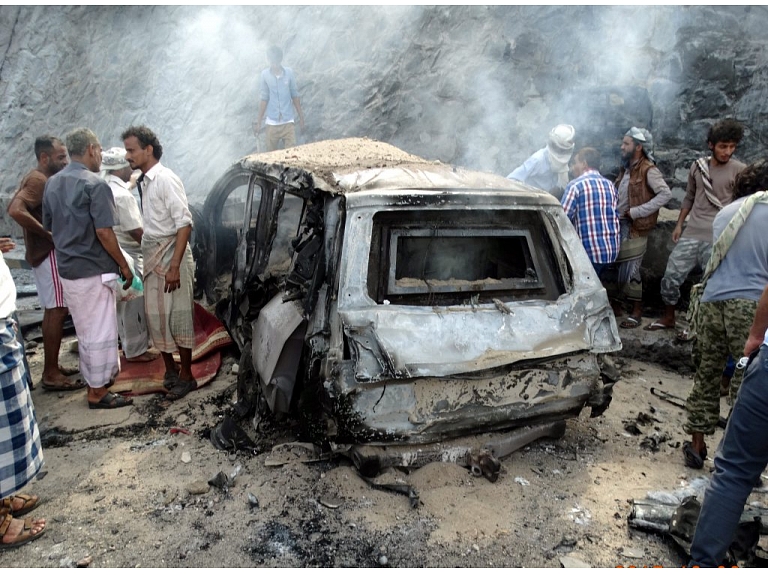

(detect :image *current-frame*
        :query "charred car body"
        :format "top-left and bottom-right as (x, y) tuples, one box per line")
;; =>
(197, 138), (621, 463)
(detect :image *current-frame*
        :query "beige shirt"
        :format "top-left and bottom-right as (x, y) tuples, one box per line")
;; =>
(106, 174), (144, 270)
(681, 157), (746, 243)
(139, 162), (193, 241)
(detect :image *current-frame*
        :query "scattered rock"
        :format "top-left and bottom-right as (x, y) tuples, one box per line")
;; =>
(318, 498), (342, 509)
(186, 480), (210, 495)
(247, 492), (260, 509)
(181, 451), (192, 464)
(379, 555), (388, 566)
(514, 477), (530, 486)
(76, 555), (92, 568)
(560, 554), (592, 568)
(622, 547), (645, 559)
(232, 363), (239, 375)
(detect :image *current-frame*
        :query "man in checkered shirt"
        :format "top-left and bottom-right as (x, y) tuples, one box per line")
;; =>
(560, 147), (620, 276)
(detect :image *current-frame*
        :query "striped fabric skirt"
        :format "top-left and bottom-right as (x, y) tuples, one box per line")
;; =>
(0, 317), (43, 498)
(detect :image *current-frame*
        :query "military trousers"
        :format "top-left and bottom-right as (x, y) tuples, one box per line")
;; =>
(684, 298), (758, 436)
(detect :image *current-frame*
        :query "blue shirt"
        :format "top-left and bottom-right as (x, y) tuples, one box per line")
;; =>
(560, 169), (620, 265)
(260, 66), (300, 125)
(507, 148), (557, 192)
(702, 198), (768, 303)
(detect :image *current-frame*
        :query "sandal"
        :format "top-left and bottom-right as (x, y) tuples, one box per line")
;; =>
(88, 392), (134, 410)
(620, 315), (642, 329)
(163, 370), (179, 391)
(0, 494), (39, 518)
(0, 513), (46, 551)
(643, 320), (675, 332)
(41, 376), (86, 392)
(677, 328), (697, 342)
(166, 378), (197, 401)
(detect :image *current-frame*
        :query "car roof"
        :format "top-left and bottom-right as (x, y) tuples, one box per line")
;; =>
(239, 137), (558, 202)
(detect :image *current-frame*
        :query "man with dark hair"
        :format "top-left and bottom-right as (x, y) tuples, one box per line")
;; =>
(254, 45), (305, 151)
(42, 128), (134, 410)
(609, 127), (672, 328)
(687, 178), (768, 568)
(560, 147), (620, 275)
(100, 147), (158, 364)
(122, 125), (197, 401)
(682, 160), (768, 469)
(7, 136), (83, 392)
(647, 119), (745, 334)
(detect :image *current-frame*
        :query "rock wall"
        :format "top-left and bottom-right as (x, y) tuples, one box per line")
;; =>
(1, 5), (766, 293)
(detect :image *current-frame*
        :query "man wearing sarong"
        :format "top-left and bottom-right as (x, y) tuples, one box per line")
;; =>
(7, 135), (84, 392)
(608, 127), (672, 328)
(122, 125), (197, 401)
(100, 147), (158, 364)
(42, 128), (134, 410)
(0, 237), (47, 549)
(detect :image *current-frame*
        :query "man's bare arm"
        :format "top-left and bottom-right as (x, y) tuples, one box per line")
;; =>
(163, 224), (192, 293)
(127, 228), (143, 245)
(744, 285), (768, 356)
(7, 196), (53, 241)
(95, 227), (133, 290)
(255, 101), (268, 132)
(292, 97), (305, 131)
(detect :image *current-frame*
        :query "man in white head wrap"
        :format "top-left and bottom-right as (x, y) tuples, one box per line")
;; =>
(604, 127), (672, 329)
(507, 124), (576, 199)
(100, 147), (158, 363)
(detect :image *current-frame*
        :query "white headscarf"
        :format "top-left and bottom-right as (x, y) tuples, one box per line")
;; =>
(547, 124), (576, 187)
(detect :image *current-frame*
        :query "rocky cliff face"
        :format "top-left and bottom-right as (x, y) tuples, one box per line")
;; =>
(1, 5), (766, 278)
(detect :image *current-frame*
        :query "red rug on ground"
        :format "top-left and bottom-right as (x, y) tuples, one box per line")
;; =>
(112, 303), (233, 397)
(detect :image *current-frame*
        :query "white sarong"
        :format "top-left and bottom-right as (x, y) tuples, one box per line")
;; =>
(60, 275), (120, 388)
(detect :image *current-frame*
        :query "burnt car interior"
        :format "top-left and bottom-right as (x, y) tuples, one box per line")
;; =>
(195, 140), (620, 468)
(366, 209), (566, 306)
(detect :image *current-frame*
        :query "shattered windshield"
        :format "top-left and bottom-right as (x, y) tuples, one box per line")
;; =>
(367, 208), (565, 305)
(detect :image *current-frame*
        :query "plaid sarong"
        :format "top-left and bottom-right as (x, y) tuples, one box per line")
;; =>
(143, 236), (195, 353)
(0, 318), (43, 498)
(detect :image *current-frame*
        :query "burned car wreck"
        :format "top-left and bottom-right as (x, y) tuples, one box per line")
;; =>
(196, 138), (621, 477)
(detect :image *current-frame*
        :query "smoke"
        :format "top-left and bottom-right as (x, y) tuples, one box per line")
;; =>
(0, 4), (763, 208)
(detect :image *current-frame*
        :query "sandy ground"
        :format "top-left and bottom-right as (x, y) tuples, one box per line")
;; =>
(1, 322), (750, 568)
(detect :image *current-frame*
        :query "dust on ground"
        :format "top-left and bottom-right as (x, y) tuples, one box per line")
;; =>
(2, 335), (741, 568)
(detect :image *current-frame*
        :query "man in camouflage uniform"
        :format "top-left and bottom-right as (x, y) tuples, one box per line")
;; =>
(683, 161), (768, 469)
(647, 119), (745, 333)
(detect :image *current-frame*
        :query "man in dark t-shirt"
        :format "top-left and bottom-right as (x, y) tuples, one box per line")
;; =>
(42, 128), (134, 410)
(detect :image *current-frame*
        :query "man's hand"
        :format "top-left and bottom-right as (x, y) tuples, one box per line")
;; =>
(299, 117), (305, 132)
(253, 122), (262, 136)
(0, 237), (15, 253)
(164, 263), (181, 293)
(672, 223), (683, 243)
(119, 264), (134, 291)
(744, 333), (764, 358)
